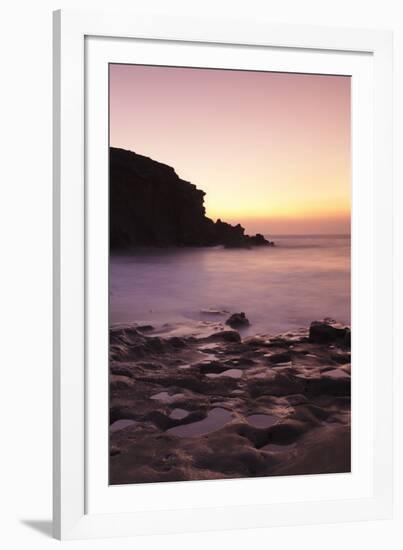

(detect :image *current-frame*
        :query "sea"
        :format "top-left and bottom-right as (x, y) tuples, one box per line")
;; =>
(109, 235), (350, 336)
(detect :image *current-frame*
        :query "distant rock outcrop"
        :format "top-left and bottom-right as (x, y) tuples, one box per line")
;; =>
(110, 147), (274, 249)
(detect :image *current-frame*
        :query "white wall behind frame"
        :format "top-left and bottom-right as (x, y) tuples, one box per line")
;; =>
(0, 0), (401, 549)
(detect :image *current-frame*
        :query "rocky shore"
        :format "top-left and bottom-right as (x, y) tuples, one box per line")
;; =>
(110, 147), (274, 249)
(109, 317), (351, 484)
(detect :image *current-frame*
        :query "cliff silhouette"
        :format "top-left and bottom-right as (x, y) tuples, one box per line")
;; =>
(110, 147), (273, 249)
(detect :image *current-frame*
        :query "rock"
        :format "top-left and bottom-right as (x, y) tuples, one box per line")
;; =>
(205, 330), (241, 343)
(266, 420), (307, 445)
(286, 394), (309, 405)
(110, 148), (274, 248)
(265, 350), (292, 364)
(330, 351), (351, 364)
(269, 425), (351, 476)
(298, 373), (351, 397)
(168, 336), (187, 348)
(309, 319), (350, 345)
(248, 233), (275, 246)
(110, 320), (351, 484)
(137, 324), (154, 333)
(225, 312), (250, 328)
(199, 361), (229, 375)
(215, 220), (272, 248)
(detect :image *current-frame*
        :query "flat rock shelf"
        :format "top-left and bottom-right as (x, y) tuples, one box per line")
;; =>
(109, 319), (351, 484)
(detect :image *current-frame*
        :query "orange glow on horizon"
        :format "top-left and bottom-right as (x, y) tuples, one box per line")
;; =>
(206, 195), (350, 221)
(110, 65), (351, 235)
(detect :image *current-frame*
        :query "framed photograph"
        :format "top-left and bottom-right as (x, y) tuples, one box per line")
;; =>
(53, 10), (393, 540)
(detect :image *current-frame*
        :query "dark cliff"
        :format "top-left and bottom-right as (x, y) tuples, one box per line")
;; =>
(110, 147), (273, 249)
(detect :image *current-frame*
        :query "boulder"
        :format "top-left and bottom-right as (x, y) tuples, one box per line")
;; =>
(225, 312), (250, 328)
(248, 233), (275, 246)
(309, 319), (350, 346)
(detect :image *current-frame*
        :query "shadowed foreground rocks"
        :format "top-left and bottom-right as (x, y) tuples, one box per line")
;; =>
(110, 147), (274, 249)
(109, 318), (351, 484)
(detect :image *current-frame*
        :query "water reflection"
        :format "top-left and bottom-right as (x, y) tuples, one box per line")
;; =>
(167, 407), (233, 437)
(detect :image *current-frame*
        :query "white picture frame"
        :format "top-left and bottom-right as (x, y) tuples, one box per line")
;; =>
(53, 9), (393, 540)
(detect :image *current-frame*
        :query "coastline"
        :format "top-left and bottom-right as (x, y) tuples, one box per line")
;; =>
(110, 147), (274, 249)
(109, 317), (351, 484)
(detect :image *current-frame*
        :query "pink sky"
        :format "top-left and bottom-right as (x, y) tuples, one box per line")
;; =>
(110, 64), (350, 235)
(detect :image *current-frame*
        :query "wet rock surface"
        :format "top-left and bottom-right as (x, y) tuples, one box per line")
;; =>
(109, 318), (351, 484)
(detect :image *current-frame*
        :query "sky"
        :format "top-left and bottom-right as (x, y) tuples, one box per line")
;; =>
(110, 64), (351, 235)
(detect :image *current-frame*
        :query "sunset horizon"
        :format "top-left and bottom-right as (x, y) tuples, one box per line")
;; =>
(110, 64), (351, 235)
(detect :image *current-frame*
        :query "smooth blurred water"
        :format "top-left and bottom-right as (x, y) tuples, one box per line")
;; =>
(110, 235), (350, 335)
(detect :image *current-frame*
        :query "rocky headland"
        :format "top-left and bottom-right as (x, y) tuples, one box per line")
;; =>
(110, 147), (274, 249)
(109, 317), (351, 484)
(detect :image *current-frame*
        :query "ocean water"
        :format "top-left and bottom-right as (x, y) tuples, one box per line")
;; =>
(110, 235), (350, 336)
